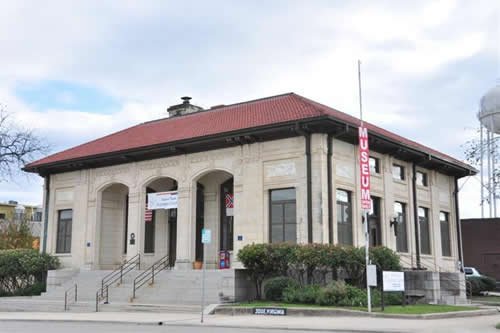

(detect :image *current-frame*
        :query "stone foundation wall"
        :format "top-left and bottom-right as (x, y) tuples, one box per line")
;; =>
(405, 271), (467, 305)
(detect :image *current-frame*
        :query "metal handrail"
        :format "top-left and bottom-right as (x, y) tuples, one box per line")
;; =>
(101, 253), (140, 295)
(95, 284), (108, 312)
(132, 254), (171, 299)
(64, 284), (77, 311)
(95, 254), (140, 312)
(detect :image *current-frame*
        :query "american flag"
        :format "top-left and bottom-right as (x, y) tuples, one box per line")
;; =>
(145, 207), (153, 222)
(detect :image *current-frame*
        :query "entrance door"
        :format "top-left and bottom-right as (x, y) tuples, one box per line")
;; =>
(220, 178), (234, 251)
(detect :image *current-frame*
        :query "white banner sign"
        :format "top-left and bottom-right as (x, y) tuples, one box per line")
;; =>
(148, 191), (178, 210)
(383, 271), (405, 292)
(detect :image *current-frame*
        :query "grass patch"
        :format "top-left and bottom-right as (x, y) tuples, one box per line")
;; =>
(232, 302), (478, 314)
(496, 323), (500, 330)
(372, 304), (477, 315)
(474, 296), (500, 303)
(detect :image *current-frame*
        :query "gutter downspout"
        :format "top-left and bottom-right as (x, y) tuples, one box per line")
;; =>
(42, 175), (50, 253)
(327, 133), (333, 244)
(412, 162), (421, 269)
(454, 177), (464, 272)
(296, 124), (313, 243)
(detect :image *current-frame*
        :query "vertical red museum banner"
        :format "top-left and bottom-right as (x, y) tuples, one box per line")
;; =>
(359, 126), (371, 211)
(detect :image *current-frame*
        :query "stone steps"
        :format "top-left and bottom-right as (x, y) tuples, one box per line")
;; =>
(42, 268), (253, 305)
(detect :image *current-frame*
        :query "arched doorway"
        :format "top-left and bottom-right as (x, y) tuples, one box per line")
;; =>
(98, 183), (129, 269)
(194, 170), (233, 268)
(143, 177), (178, 267)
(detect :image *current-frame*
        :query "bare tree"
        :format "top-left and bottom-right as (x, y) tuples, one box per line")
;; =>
(0, 105), (49, 181)
(463, 128), (500, 198)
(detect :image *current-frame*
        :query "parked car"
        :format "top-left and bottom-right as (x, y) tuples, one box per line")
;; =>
(464, 267), (482, 277)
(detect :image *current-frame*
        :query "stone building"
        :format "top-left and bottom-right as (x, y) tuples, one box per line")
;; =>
(24, 93), (475, 276)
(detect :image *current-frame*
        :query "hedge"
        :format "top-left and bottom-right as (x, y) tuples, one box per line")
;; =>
(237, 243), (401, 299)
(467, 275), (497, 296)
(0, 249), (59, 296)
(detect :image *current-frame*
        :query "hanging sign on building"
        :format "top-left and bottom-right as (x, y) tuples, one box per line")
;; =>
(358, 126), (371, 211)
(148, 191), (178, 210)
(225, 193), (234, 216)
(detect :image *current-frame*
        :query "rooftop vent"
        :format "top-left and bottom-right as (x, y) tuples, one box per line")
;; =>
(167, 96), (204, 117)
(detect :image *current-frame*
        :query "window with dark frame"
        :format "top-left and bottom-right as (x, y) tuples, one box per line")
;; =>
(369, 157), (380, 174)
(418, 207), (431, 255)
(368, 196), (381, 247)
(123, 194), (129, 254)
(56, 209), (72, 254)
(392, 164), (405, 181)
(0, 213), (5, 219)
(440, 212), (451, 257)
(144, 188), (155, 254)
(270, 188), (296, 243)
(336, 189), (353, 246)
(394, 202), (408, 253)
(416, 171), (428, 187)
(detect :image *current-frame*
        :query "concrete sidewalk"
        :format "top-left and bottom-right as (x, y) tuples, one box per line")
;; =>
(0, 311), (498, 332)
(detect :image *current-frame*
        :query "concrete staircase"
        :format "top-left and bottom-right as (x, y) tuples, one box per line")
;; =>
(32, 267), (254, 312)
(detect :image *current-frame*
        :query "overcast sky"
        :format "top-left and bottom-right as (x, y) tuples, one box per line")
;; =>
(0, 0), (499, 218)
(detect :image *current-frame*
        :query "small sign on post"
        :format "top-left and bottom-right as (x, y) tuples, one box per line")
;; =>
(200, 228), (211, 323)
(201, 229), (211, 244)
(367, 264), (377, 287)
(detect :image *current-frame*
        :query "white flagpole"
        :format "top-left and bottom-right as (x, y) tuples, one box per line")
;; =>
(358, 60), (372, 313)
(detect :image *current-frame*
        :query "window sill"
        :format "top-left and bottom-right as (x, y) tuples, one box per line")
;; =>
(417, 185), (429, 191)
(143, 253), (155, 256)
(53, 253), (72, 257)
(371, 172), (382, 179)
(393, 179), (407, 185)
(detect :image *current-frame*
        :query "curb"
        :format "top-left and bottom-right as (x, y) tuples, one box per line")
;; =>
(214, 305), (500, 320)
(0, 318), (406, 333)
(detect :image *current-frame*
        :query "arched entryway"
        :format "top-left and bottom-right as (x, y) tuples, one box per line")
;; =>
(98, 183), (129, 269)
(194, 170), (234, 269)
(143, 177), (178, 267)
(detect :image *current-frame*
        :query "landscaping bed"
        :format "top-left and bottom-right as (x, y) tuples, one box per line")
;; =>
(232, 302), (478, 314)
(215, 302), (495, 319)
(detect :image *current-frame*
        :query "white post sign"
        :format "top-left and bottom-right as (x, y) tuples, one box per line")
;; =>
(367, 264), (377, 287)
(383, 271), (405, 292)
(147, 191), (178, 210)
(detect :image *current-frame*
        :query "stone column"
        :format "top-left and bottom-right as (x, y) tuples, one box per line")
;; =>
(126, 190), (141, 260)
(175, 184), (193, 270)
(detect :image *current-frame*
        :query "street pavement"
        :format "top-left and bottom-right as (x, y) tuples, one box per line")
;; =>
(0, 311), (499, 333)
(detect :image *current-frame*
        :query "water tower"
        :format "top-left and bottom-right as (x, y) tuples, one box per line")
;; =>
(478, 84), (500, 218)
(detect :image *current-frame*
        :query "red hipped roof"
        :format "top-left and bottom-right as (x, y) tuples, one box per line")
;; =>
(26, 93), (472, 171)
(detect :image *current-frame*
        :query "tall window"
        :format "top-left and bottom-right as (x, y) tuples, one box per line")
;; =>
(440, 212), (451, 257)
(123, 195), (129, 254)
(369, 157), (380, 174)
(418, 207), (431, 255)
(368, 197), (381, 247)
(392, 164), (405, 181)
(270, 189), (296, 243)
(56, 209), (72, 254)
(220, 178), (234, 251)
(394, 202), (408, 253)
(144, 189), (155, 254)
(416, 171), (428, 187)
(337, 189), (353, 245)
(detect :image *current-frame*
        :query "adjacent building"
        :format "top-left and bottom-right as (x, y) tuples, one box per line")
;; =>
(23, 93), (475, 273)
(462, 218), (500, 280)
